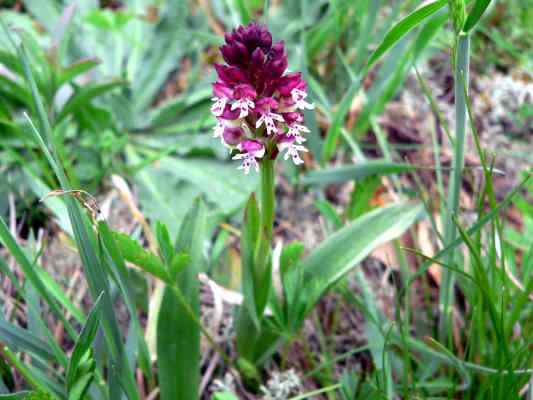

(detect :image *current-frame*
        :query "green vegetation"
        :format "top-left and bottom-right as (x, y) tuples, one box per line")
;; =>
(0, 1), (531, 399)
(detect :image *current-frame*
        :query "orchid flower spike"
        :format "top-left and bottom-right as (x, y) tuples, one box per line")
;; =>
(210, 22), (314, 173)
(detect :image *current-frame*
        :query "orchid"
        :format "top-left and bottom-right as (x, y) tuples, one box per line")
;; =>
(211, 22), (314, 174)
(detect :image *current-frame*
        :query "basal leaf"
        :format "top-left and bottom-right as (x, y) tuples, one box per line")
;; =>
(295, 203), (423, 316)
(157, 199), (206, 400)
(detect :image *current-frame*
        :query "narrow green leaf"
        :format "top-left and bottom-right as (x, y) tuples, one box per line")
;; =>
(314, 200), (342, 230)
(157, 199), (206, 400)
(236, 194), (262, 362)
(0, 320), (55, 362)
(0, 217), (77, 340)
(57, 57), (100, 88)
(16, 37), (139, 399)
(98, 222), (153, 380)
(56, 80), (125, 123)
(322, 77), (361, 162)
(241, 194), (261, 326)
(111, 231), (169, 282)
(33, 266), (84, 324)
(168, 253), (190, 283)
(0, 393), (32, 399)
(66, 293), (103, 394)
(366, 0), (448, 70)
(304, 160), (416, 185)
(67, 374), (93, 400)
(463, 0), (492, 32)
(155, 221), (173, 265)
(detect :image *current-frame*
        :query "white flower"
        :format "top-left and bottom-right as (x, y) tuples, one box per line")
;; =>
(232, 143), (265, 175)
(287, 123), (309, 143)
(211, 96), (228, 116)
(291, 89), (315, 110)
(256, 111), (284, 135)
(278, 141), (308, 165)
(232, 153), (259, 174)
(231, 98), (255, 119)
(212, 121), (224, 139)
(212, 121), (230, 148)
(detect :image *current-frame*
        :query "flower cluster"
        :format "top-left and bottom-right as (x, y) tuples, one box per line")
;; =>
(211, 22), (314, 174)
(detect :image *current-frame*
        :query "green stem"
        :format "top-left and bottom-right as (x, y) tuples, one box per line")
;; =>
(253, 158), (276, 313)
(259, 159), (275, 247)
(439, 32), (470, 342)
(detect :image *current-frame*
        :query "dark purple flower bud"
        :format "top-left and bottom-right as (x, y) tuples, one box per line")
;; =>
(214, 64), (248, 85)
(282, 112), (303, 125)
(276, 72), (304, 96)
(233, 84), (257, 100)
(218, 106), (242, 120)
(212, 82), (233, 99)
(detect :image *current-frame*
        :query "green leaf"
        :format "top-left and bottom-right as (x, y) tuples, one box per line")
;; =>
(0, 392), (32, 399)
(366, 0), (448, 70)
(241, 194), (261, 325)
(295, 203), (423, 316)
(155, 221), (174, 265)
(57, 57), (100, 88)
(66, 293), (103, 397)
(157, 199), (206, 400)
(97, 222), (153, 381)
(322, 76), (361, 162)
(0, 216), (77, 340)
(347, 176), (381, 220)
(304, 160), (416, 185)
(463, 0), (492, 32)
(67, 374), (93, 400)
(131, 154), (257, 237)
(0, 320), (55, 362)
(314, 200), (342, 230)
(280, 242), (305, 324)
(0, 392), (53, 400)
(212, 392), (239, 400)
(111, 231), (169, 282)
(56, 80), (125, 124)
(236, 194), (262, 362)
(168, 253), (190, 283)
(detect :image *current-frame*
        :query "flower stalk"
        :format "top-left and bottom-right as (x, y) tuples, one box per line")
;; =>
(257, 158), (275, 262)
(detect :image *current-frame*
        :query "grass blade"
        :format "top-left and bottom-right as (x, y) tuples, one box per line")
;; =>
(0, 217), (77, 340)
(366, 0), (447, 70)
(322, 76), (361, 162)
(14, 32), (139, 399)
(303, 160), (416, 185)
(463, 0), (492, 32)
